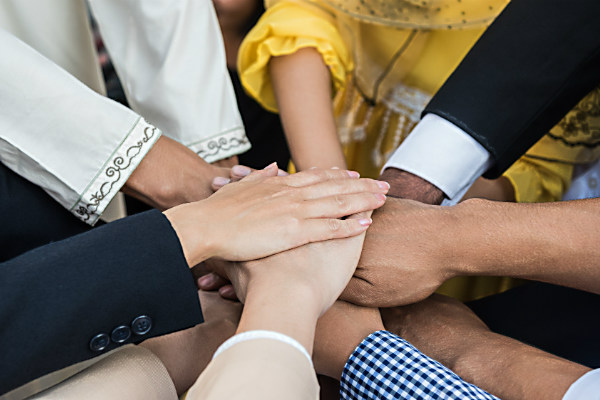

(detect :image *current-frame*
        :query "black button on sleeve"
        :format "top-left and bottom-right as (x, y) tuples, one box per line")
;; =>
(89, 333), (110, 352)
(131, 315), (152, 335)
(111, 325), (131, 343)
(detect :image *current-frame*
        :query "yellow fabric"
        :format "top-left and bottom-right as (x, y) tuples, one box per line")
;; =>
(238, 1), (352, 113)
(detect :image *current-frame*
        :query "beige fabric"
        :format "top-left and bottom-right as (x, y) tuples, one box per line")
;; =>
(27, 345), (177, 400)
(187, 339), (319, 400)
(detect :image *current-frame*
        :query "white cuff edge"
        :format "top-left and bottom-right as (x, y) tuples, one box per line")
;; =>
(213, 330), (312, 365)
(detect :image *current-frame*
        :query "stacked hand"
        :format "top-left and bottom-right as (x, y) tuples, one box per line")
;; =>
(341, 198), (457, 307)
(165, 163), (388, 267)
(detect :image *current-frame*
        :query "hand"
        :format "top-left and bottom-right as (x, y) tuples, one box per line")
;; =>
(224, 212), (370, 309)
(341, 198), (457, 307)
(123, 136), (230, 209)
(196, 259), (238, 300)
(211, 163), (289, 192)
(165, 164), (388, 266)
(228, 212), (371, 353)
(313, 301), (384, 379)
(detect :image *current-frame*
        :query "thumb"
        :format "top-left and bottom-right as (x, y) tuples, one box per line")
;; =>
(240, 162), (279, 183)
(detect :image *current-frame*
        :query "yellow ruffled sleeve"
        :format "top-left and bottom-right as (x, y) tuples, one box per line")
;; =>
(238, 1), (353, 113)
(503, 156), (573, 203)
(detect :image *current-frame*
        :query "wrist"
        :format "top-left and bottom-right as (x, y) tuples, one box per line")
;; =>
(379, 168), (444, 204)
(163, 203), (215, 267)
(239, 278), (322, 353)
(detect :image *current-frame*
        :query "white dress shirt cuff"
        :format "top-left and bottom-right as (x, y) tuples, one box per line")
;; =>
(562, 369), (600, 400)
(213, 330), (312, 365)
(383, 114), (492, 204)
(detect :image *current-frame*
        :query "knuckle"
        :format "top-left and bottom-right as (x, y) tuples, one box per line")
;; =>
(334, 195), (351, 213)
(327, 218), (342, 232)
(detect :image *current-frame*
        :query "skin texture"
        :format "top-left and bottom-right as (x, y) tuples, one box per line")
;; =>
(164, 165), (388, 266)
(379, 167), (445, 204)
(210, 212), (371, 353)
(270, 48), (347, 170)
(123, 135), (232, 209)
(341, 197), (455, 307)
(381, 295), (590, 400)
(342, 196), (600, 307)
(313, 301), (384, 380)
(463, 176), (515, 202)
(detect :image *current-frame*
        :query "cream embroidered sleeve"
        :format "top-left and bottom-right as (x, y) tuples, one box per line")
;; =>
(88, 0), (250, 163)
(0, 30), (160, 225)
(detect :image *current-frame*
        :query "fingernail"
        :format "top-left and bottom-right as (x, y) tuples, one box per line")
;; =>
(375, 193), (387, 201)
(213, 176), (230, 186)
(220, 286), (234, 297)
(358, 218), (372, 226)
(198, 275), (213, 287)
(232, 165), (252, 176)
(347, 170), (360, 178)
(277, 169), (289, 176)
(377, 181), (391, 190)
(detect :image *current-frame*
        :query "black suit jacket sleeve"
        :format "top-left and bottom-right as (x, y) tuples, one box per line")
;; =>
(424, 0), (600, 178)
(0, 210), (203, 395)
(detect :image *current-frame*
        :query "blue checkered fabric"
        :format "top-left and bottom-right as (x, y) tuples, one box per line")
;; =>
(340, 330), (499, 400)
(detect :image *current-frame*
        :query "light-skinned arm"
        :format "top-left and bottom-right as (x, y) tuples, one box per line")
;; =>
(270, 48), (347, 170)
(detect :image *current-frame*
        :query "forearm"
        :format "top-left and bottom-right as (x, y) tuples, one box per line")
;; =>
(237, 281), (321, 354)
(451, 330), (589, 400)
(379, 168), (444, 204)
(452, 198), (600, 293)
(270, 47), (346, 170)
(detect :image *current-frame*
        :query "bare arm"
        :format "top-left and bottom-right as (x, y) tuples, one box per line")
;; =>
(382, 295), (590, 400)
(270, 47), (346, 170)
(451, 197), (600, 293)
(343, 197), (600, 307)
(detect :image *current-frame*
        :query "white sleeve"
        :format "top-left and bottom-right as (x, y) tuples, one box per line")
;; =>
(383, 114), (492, 204)
(0, 29), (160, 225)
(213, 330), (312, 365)
(562, 369), (600, 400)
(88, 0), (251, 163)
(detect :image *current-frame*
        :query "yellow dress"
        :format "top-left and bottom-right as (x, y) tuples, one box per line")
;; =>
(239, 0), (600, 300)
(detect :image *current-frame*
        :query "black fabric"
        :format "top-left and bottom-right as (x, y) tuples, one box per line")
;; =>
(0, 164), (92, 261)
(424, 0), (600, 177)
(230, 69), (291, 169)
(468, 282), (600, 368)
(0, 165), (202, 394)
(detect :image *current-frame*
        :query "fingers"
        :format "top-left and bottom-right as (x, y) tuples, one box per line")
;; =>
(282, 168), (360, 187)
(301, 216), (373, 243)
(300, 178), (389, 200)
(239, 162), (279, 183)
(218, 285), (238, 300)
(211, 176), (231, 192)
(197, 272), (230, 291)
(303, 192), (386, 219)
(230, 165), (254, 181)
